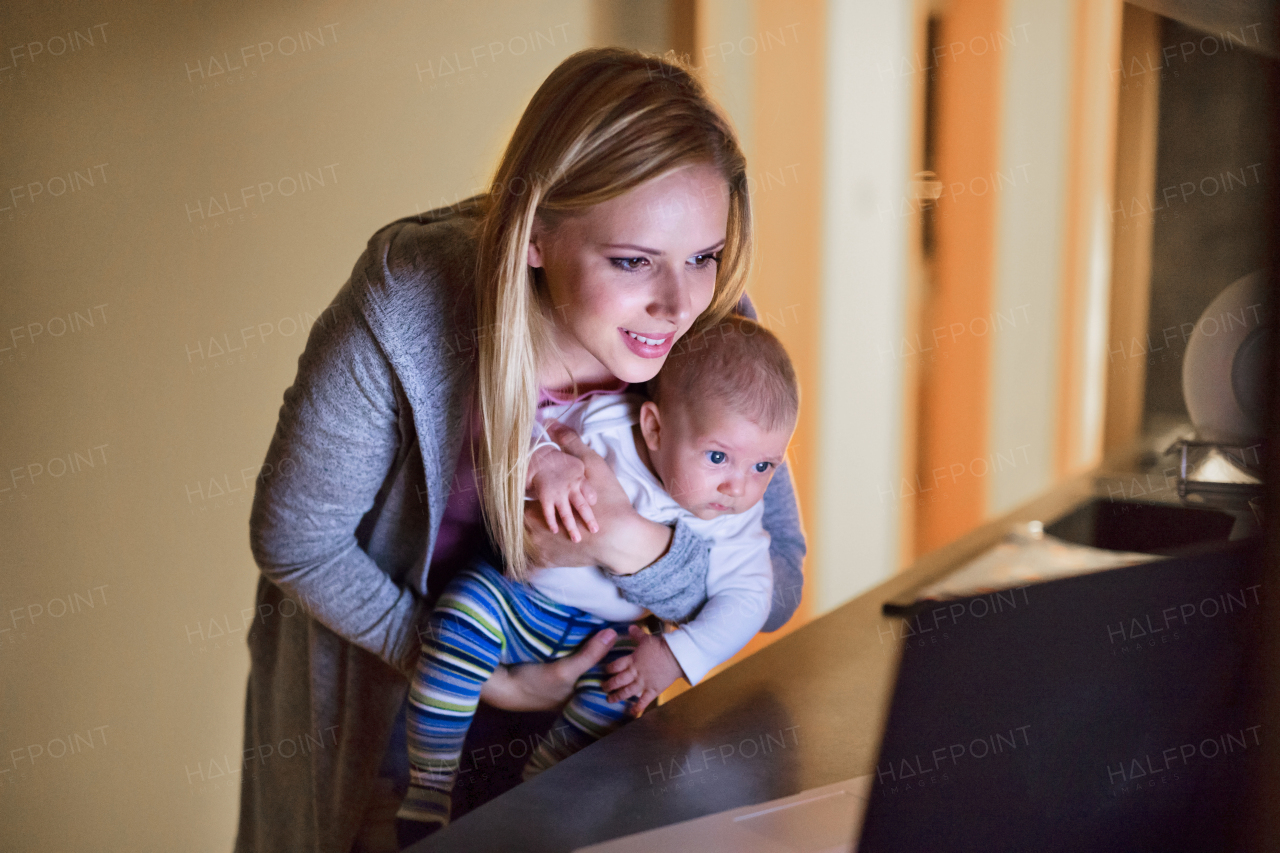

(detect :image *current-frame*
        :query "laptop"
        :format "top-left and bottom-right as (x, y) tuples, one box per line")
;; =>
(574, 774), (872, 853)
(857, 537), (1262, 851)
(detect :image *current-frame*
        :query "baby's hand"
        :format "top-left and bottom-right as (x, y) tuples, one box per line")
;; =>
(603, 625), (685, 717)
(527, 424), (598, 543)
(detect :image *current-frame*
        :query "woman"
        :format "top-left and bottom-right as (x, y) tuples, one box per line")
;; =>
(237, 47), (806, 853)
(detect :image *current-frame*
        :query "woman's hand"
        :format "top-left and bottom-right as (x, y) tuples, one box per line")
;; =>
(524, 422), (675, 574)
(478, 628), (619, 712)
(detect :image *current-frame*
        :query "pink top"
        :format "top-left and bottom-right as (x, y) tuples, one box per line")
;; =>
(428, 377), (631, 573)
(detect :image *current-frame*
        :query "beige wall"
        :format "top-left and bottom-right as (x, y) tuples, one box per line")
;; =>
(0, 2), (590, 850)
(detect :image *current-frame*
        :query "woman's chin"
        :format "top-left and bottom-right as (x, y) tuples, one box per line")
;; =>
(608, 355), (665, 384)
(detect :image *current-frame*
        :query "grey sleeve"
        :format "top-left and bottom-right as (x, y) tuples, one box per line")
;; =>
(248, 275), (427, 677)
(757, 462), (806, 630)
(733, 292), (808, 631)
(610, 519), (712, 622)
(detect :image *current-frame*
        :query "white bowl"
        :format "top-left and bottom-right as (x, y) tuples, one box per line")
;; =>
(1181, 269), (1271, 445)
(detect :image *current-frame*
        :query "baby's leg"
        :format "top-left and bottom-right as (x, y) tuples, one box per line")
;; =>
(523, 628), (638, 780)
(398, 568), (513, 832)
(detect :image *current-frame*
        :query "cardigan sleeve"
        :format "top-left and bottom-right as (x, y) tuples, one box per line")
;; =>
(732, 293), (808, 631)
(248, 273), (428, 677)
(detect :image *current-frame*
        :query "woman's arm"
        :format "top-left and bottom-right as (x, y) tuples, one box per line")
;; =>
(248, 276), (426, 677)
(525, 423), (714, 589)
(731, 293), (807, 631)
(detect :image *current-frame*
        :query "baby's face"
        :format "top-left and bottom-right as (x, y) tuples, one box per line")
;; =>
(638, 399), (793, 520)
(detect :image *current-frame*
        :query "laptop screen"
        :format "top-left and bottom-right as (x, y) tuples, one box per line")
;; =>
(856, 539), (1263, 852)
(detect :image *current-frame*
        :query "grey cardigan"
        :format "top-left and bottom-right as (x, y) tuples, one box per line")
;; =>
(235, 201), (807, 853)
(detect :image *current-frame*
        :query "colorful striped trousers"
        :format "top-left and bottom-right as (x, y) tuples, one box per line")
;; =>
(396, 560), (638, 828)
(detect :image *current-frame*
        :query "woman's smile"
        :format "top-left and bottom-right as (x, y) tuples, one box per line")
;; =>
(619, 327), (675, 358)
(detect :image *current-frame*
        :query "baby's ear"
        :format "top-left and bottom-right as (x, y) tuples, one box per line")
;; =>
(638, 401), (662, 451)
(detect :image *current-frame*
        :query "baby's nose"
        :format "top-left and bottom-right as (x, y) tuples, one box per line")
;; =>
(720, 476), (745, 497)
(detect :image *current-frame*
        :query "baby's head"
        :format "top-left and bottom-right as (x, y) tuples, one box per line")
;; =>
(639, 315), (798, 520)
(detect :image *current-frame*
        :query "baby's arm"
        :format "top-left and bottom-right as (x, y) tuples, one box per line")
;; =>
(604, 511), (773, 716)
(658, 514), (774, 686)
(526, 419), (598, 543)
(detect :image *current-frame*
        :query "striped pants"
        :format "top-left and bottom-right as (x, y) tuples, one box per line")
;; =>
(396, 561), (638, 828)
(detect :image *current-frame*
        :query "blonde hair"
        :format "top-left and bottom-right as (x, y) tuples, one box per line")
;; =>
(648, 314), (799, 434)
(474, 47), (753, 579)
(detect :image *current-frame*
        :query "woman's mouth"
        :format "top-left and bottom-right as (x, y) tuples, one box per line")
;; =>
(619, 327), (674, 358)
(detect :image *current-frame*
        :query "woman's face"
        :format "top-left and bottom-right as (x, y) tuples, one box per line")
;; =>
(528, 162), (731, 386)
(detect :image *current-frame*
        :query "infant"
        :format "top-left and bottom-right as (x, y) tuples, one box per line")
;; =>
(397, 314), (798, 836)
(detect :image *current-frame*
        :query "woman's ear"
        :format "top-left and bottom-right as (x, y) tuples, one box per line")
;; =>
(638, 401), (662, 452)
(527, 220), (546, 268)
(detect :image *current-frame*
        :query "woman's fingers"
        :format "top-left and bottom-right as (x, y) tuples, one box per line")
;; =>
(549, 424), (614, 483)
(524, 504), (590, 567)
(553, 628), (617, 683)
(546, 420), (587, 455)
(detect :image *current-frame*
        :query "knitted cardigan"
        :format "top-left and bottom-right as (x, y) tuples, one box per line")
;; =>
(235, 199), (806, 853)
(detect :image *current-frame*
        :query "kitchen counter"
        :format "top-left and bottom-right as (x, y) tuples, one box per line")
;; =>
(417, 434), (1261, 852)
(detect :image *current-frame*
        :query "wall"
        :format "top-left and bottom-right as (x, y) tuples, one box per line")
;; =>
(0, 2), (590, 850)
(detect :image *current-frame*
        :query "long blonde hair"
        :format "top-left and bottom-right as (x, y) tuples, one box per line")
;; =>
(474, 47), (753, 579)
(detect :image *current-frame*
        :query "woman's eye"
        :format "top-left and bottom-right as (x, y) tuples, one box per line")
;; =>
(754, 461), (773, 473)
(706, 450), (726, 465)
(689, 252), (722, 268)
(610, 257), (648, 272)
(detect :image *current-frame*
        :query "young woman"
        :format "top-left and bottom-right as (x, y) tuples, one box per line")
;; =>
(236, 47), (806, 853)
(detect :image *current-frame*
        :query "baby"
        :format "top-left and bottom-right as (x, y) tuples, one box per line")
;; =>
(397, 315), (799, 837)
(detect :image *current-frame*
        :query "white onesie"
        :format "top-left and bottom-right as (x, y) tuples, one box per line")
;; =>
(528, 392), (773, 685)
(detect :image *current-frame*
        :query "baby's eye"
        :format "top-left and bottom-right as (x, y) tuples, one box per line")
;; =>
(705, 450), (726, 465)
(688, 252), (722, 268)
(610, 257), (649, 272)
(754, 461), (773, 473)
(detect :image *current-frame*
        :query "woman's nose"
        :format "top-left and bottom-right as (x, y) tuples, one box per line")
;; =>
(647, 265), (693, 326)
